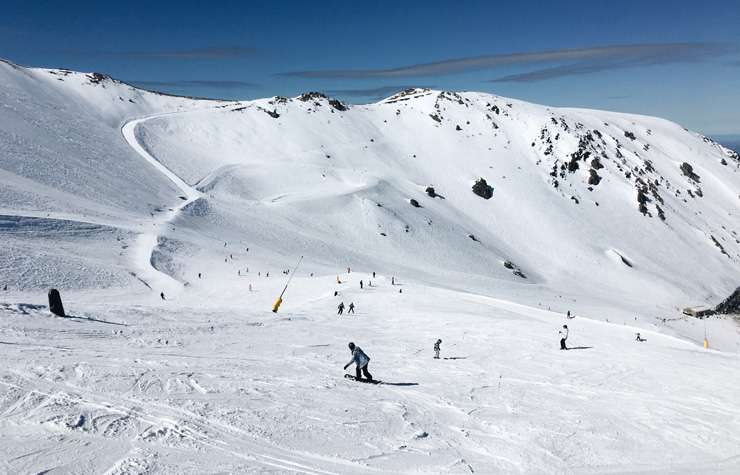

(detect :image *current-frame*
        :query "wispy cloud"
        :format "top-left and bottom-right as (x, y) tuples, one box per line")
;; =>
(488, 44), (725, 83)
(278, 43), (729, 79)
(128, 79), (260, 89)
(98, 46), (257, 60)
(489, 62), (614, 83)
(324, 85), (436, 101)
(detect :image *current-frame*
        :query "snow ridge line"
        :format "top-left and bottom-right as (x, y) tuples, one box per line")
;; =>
(120, 112), (203, 295)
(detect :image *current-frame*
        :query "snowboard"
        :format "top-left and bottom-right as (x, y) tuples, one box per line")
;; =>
(344, 374), (381, 384)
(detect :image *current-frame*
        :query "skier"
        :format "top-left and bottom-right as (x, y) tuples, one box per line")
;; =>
(249, 284), (252, 292)
(559, 325), (569, 350)
(636, 332), (646, 342)
(360, 280), (363, 289)
(238, 270), (241, 276)
(348, 302), (355, 314)
(160, 292), (166, 301)
(198, 272), (202, 279)
(337, 302), (345, 315)
(391, 276), (395, 285)
(373, 272), (376, 278)
(434, 339), (442, 359)
(344, 342), (373, 381)
(567, 310), (570, 318)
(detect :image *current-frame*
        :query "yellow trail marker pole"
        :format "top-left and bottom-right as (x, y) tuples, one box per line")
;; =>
(272, 255), (304, 313)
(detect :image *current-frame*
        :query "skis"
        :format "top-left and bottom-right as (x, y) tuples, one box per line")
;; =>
(344, 374), (381, 384)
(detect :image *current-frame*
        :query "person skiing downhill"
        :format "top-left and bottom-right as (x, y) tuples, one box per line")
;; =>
(559, 325), (569, 350)
(337, 302), (345, 315)
(434, 339), (442, 359)
(344, 342), (373, 381)
(348, 302), (355, 314)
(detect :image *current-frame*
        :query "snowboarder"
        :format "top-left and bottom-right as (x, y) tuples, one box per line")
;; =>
(337, 302), (345, 315)
(559, 325), (569, 350)
(434, 339), (442, 359)
(348, 302), (355, 314)
(160, 292), (166, 301)
(344, 342), (373, 381)
(360, 280), (363, 289)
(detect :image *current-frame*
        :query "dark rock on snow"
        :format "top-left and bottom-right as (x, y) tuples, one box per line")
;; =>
(715, 287), (740, 314)
(472, 178), (493, 199)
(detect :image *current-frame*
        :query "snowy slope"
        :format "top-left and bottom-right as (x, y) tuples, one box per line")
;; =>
(134, 89), (740, 320)
(2, 62), (740, 473)
(0, 59), (223, 290)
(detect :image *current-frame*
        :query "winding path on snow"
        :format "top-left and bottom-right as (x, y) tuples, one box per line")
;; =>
(121, 112), (203, 295)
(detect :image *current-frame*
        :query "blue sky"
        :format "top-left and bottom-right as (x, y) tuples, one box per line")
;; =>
(2, 0), (739, 136)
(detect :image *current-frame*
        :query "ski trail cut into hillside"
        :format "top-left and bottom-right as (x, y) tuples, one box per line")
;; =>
(121, 113), (203, 295)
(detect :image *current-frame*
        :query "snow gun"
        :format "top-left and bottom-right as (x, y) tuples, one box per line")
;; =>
(272, 255), (303, 313)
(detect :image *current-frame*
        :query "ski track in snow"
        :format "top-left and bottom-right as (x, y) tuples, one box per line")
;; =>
(121, 112), (203, 295)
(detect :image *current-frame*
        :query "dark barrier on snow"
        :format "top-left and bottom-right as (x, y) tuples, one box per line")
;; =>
(48, 288), (65, 317)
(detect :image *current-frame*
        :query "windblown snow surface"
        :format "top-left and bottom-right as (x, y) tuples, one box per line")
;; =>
(1, 59), (740, 474)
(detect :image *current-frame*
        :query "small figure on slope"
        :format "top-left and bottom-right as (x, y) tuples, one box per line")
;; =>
(344, 342), (373, 381)
(559, 325), (569, 350)
(160, 291), (166, 301)
(337, 302), (345, 315)
(348, 302), (355, 314)
(434, 339), (442, 359)
(360, 280), (363, 289)
(636, 332), (646, 342)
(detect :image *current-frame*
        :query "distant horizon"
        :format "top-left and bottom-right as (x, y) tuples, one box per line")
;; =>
(2, 0), (738, 135)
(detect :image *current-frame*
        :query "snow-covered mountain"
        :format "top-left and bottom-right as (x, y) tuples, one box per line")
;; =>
(2, 59), (738, 314)
(2, 59), (740, 473)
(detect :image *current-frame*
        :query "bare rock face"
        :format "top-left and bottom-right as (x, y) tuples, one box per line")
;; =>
(680, 162), (701, 182)
(328, 99), (348, 111)
(503, 260), (527, 279)
(588, 169), (602, 185)
(715, 287), (740, 314)
(472, 178), (493, 199)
